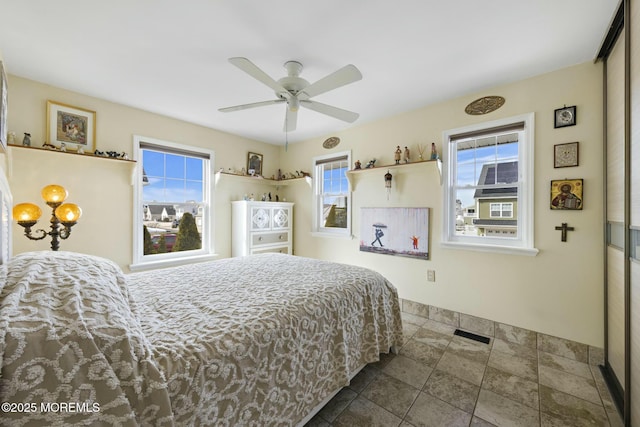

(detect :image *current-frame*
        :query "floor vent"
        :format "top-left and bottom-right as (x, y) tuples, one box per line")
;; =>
(454, 329), (490, 345)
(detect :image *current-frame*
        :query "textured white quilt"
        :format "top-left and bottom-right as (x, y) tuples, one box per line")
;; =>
(0, 252), (403, 426)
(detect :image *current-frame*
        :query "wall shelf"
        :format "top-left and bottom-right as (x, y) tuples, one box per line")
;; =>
(346, 158), (442, 188)
(215, 171), (311, 188)
(8, 144), (136, 163)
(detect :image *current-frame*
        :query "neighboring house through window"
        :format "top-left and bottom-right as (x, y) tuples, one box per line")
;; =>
(131, 135), (214, 269)
(442, 113), (537, 255)
(312, 151), (351, 237)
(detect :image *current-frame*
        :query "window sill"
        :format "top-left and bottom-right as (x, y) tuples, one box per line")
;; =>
(440, 241), (539, 256)
(129, 253), (219, 272)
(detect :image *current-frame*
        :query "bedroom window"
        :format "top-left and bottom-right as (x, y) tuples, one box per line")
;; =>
(131, 136), (215, 270)
(312, 151), (351, 237)
(442, 113), (537, 255)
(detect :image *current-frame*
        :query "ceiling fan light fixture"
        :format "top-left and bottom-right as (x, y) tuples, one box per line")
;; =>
(221, 57), (362, 132)
(288, 97), (300, 112)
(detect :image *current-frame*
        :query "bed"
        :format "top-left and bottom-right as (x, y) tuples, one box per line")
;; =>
(0, 251), (403, 426)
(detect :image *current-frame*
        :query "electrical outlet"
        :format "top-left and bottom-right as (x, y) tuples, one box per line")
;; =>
(427, 270), (435, 282)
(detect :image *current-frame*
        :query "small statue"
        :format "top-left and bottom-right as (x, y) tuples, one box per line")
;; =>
(261, 193), (267, 201)
(417, 144), (426, 161)
(430, 143), (439, 160)
(354, 160), (362, 170)
(77, 146), (85, 155)
(365, 159), (376, 169)
(7, 131), (16, 145)
(404, 146), (410, 163)
(394, 145), (401, 164)
(43, 142), (56, 150)
(22, 133), (31, 146)
(59, 142), (66, 152)
(268, 192), (272, 201)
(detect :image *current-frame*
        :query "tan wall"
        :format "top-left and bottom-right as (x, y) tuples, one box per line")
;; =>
(4, 75), (280, 270)
(280, 61), (605, 347)
(2, 62), (605, 347)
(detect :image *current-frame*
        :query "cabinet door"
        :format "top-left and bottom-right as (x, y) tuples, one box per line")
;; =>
(250, 206), (271, 231)
(272, 207), (291, 230)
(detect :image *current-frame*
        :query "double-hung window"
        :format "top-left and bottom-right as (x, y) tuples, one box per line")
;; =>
(312, 151), (351, 236)
(442, 113), (537, 255)
(131, 135), (214, 269)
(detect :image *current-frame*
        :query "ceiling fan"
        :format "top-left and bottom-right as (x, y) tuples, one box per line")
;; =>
(219, 57), (362, 132)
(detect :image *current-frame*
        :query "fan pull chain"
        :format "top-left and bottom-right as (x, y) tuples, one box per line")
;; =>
(285, 112), (289, 151)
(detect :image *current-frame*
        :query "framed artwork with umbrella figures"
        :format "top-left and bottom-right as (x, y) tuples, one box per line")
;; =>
(360, 207), (429, 260)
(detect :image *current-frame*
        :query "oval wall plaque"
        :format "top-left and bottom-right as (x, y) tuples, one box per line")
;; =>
(322, 136), (341, 149)
(464, 96), (505, 115)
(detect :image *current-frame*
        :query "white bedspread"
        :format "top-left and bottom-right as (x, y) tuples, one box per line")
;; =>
(128, 254), (403, 426)
(0, 252), (403, 426)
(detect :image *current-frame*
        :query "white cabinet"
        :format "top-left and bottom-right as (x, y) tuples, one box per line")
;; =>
(232, 201), (294, 257)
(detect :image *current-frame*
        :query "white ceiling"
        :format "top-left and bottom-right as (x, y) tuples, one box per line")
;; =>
(0, 0), (619, 145)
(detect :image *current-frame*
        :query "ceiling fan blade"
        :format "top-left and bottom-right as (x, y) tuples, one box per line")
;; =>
(228, 57), (290, 98)
(218, 99), (285, 112)
(284, 106), (297, 132)
(299, 64), (362, 99)
(300, 100), (359, 123)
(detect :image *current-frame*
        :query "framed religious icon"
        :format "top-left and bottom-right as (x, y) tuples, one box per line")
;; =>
(554, 142), (579, 168)
(550, 179), (583, 210)
(554, 105), (576, 128)
(247, 152), (263, 177)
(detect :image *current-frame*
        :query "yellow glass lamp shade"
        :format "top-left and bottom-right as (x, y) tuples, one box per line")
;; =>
(55, 203), (82, 224)
(41, 184), (68, 204)
(13, 203), (42, 223)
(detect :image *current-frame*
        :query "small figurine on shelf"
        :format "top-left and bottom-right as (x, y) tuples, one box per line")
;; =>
(277, 169), (283, 181)
(261, 193), (267, 201)
(7, 131), (16, 145)
(77, 146), (85, 155)
(22, 133), (31, 147)
(394, 146), (402, 164)
(430, 143), (439, 160)
(366, 159), (376, 169)
(417, 144), (426, 161)
(59, 142), (67, 152)
(268, 192), (272, 201)
(43, 142), (56, 150)
(404, 146), (410, 163)
(118, 152), (129, 160)
(354, 160), (362, 170)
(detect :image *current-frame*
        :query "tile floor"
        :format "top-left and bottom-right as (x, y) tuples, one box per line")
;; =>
(305, 312), (624, 427)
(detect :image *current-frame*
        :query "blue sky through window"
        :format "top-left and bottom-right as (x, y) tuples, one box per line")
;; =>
(455, 140), (518, 207)
(143, 149), (204, 203)
(322, 163), (348, 194)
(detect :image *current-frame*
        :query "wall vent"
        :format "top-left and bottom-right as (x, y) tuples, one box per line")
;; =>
(454, 329), (490, 345)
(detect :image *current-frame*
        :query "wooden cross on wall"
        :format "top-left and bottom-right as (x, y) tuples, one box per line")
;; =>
(555, 223), (575, 242)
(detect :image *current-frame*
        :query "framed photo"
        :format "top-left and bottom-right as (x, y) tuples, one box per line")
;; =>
(554, 105), (576, 128)
(46, 100), (96, 152)
(360, 207), (430, 260)
(0, 61), (7, 152)
(247, 152), (263, 177)
(554, 142), (579, 168)
(550, 178), (583, 210)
